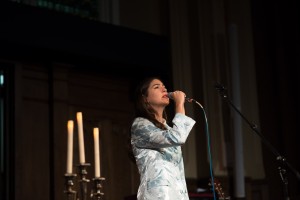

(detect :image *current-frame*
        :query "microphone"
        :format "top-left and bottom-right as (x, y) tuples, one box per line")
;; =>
(167, 92), (193, 102)
(167, 92), (203, 108)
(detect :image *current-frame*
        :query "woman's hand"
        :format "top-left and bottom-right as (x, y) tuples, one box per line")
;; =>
(170, 91), (186, 115)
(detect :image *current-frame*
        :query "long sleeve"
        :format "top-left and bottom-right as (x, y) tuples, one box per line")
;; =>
(131, 113), (196, 200)
(131, 113), (195, 148)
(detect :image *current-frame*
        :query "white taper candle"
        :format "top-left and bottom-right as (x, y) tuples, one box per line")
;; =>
(76, 112), (86, 164)
(66, 120), (74, 174)
(93, 127), (100, 177)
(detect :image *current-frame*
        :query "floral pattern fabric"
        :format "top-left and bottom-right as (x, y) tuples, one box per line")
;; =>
(131, 113), (196, 200)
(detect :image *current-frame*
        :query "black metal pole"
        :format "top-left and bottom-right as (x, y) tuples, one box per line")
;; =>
(214, 83), (300, 200)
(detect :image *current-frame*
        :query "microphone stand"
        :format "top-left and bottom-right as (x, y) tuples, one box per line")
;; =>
(214, 83), (300, 200)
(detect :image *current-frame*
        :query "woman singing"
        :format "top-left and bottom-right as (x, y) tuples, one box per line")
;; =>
(130, 77), (196, 200)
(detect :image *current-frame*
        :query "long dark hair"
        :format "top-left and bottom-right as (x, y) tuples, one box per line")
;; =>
(133, 77), (168, 130)
(127, 77), (168, 163)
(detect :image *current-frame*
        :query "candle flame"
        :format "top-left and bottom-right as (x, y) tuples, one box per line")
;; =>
(67, 120), (74, 129)
(76, 112), (82, 121)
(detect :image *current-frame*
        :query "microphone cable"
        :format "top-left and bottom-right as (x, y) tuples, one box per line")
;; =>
(188, 98), (217, 200)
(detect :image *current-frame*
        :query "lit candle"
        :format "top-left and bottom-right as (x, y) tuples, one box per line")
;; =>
(66, 120), (74, 174)
(93, 127), (101, 177)
(76, 112), (85, 164)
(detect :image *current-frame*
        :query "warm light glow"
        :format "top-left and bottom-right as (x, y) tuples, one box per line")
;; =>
(93, 127), (101, 177)
(76, 112), (85, 164)
(66, 120), (74, 174)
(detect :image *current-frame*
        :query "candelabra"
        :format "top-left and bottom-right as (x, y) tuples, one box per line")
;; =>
(90, 177), (106, 200)
(64, 173), (77, 200)
(64, 163), (105, 200)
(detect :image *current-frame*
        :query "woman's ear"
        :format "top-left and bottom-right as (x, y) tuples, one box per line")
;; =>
(142, 95), (147, 103)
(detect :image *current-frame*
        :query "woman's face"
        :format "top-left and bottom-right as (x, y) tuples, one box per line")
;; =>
(145, 79), (169, 108)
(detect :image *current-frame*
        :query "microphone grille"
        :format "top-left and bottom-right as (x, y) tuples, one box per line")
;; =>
(167, 92), (173, 99)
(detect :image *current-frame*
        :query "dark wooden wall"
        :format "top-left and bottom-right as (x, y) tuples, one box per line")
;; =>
(0, 1), (171, 200)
